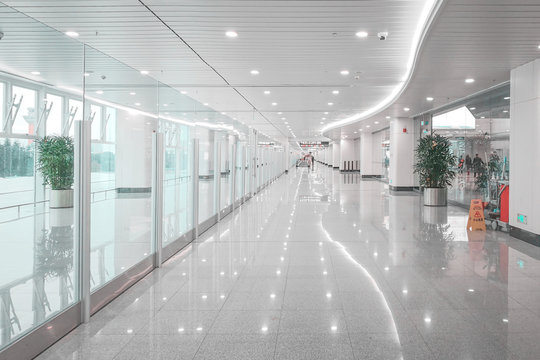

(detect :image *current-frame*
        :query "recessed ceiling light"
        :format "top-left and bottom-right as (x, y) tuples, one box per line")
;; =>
(281, 117), (286, 120)
(324, 112), (329, 115)
(426, 97), (434, 101)
(84, 73), (90, 77)
(332, 90), (340, 95)
(355, 31), (369, 38)
(272, 102), (277, 106)
(328, 102), (334, 106)
(503, 110), (509, 113)
(264, 90), (271, 95)
(225, 31), (238, 38)
(278, 112), (283, 115)
(469, 107), (476, 110)
(135, 102), (141, 106)
(284, 122), (289, 124)
(385, 116), (391, 119)
(181, 91), (187, 94)
(140, 70), (149, 75)
(465, 78), (475, 83)
(65, 31), (79, 37)
(404, 107), (410, 112)
(250, 70), (260, 75)
(320, 122), (324, 124)
(359, 129), (363, 131)
(31, 71), (40, 75)
(130, 92), (136, 95)
(374, 121), (379, 124)
(204, 103), (209, 106)
(366, 125), (371, 128)
(322, 117), (326, 120)
(95, 90), (103, 94)
(504, 96), (510, 100)
(340, 70), (350, 76)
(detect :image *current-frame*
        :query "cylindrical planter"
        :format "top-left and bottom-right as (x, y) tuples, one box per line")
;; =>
(50, 189), (74, 209)
(423, 205), (448, 224)
(424, 187), (447, 207)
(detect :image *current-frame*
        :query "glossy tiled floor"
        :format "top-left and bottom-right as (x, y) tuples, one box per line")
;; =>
(36, 167), (540, 360)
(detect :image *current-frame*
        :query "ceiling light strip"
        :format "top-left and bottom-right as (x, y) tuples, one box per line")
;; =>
(322, 0), (444, 134)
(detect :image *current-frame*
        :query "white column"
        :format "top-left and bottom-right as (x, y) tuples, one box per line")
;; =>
(360, 132), (375, 177)
(509, 58), (540, 244)
(332, 143), (340, 169)
(389, 117), (416, 190)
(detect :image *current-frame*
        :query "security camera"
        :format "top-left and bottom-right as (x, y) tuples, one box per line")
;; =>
(0, 32), (4, 40)
(378, 32), (388, 40)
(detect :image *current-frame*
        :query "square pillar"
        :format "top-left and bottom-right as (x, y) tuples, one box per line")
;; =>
(389, 117), (416, 191)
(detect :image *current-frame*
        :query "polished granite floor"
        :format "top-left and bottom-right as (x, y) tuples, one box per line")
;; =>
(36, 167), (540, 360)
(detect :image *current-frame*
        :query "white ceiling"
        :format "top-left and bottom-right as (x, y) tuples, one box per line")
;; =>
(0, 0), (427, 142)
(2, 0), (539, 144)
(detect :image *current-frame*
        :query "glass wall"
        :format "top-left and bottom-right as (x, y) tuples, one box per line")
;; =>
(0, 4), (284, 358)
(0, 5), (83, 351)
(420, 84), (510, 207)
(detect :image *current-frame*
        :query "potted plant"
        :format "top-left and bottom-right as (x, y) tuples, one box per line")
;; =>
(414, 133), (457, 206)
(36, 136), (74, 208)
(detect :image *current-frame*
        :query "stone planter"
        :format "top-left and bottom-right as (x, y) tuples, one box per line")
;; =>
(50, 189), (74, 209)
(424, 187), (447, 207)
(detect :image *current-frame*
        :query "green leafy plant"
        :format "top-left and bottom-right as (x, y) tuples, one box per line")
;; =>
(414, 133), (457, 188)
(36, 136), (74, 190)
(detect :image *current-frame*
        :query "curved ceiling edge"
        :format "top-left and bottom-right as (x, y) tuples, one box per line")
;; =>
(321, 0), (446, 138)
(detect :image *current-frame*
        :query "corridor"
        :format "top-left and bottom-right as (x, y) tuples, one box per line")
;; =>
(36, 167), (540, 360)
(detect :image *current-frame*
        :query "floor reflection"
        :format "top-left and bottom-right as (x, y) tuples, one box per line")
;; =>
(30, 167), (540, 360)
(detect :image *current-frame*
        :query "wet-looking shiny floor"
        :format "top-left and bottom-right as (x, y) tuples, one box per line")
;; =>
(37, 167), (540, 360)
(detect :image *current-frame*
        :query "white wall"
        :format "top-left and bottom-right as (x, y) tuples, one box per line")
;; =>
(340, 139), (356, 170)
(509, 58), (540, 235)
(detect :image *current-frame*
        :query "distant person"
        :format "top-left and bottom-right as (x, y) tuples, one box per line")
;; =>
(458, 156), (464, 174)
(310, 152), (315, 171)
(465, 154), (472, 175)
(472, 154), (484, 177)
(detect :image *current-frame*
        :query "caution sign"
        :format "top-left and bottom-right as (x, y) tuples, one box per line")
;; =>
(467, 199), (486, 231)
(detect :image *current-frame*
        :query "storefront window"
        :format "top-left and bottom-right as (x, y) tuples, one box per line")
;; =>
(423, 84), (510, 207)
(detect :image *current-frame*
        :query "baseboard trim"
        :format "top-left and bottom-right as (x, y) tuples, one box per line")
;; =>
(389, 185), (415, 192)
(509, 225), (540, 247)
(361, 175), (384, 179)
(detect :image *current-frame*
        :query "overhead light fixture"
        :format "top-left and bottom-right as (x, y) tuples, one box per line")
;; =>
(272, 102), (277, 106)
(129, 92), (136, 95)
(469, 107), (476, 110)
(264, 90), (271, 95)
(332, 90), (340, 95)
(320, 122), (324, 124)
(374, 121), (379, 124)
(135, 102), (141, 106)
(504, 96), (510, 100)
(278, 112), (283, 115)
(385, 116), (391, 119)
(328, 102), (334, 106)
(181, 91), (187, 94)
(250, 69), (260, 75)
(322, 117), (326, 120)
(84, 73), (90, 77)
(324, 112), (329, 115)
(65, 31), (79, 37)
(426, 97), (434, 101)
(281, 117), (286, 120)
(355, 31), (369, 38)
(366, 125), (371, 128)
(340, 70), (350, 76)
(140, 70), (149, 75)
(31, 71), (41, 75)
(404, 107), (410, 112)
(465, 78), (475, 83)
(225, 31), (238, 38)
(95, 90), (103, 94)
(204, 103), (209, 106)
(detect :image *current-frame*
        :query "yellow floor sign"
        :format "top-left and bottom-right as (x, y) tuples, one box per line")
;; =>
(467, 199), (486, 231)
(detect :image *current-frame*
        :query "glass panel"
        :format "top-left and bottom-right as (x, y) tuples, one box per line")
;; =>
(0, 4), (83, 350)
(45, 94), (63, 136)
(198, 128), (216, 223)
(219, 134), (232, 211)
(235, 142), (244, 201)
(159, 83), (194, 245)
(11, 86), (37, 135)
(67, 99), (82, 137)
(434, 85), (511, 207)
(90, 104), (102, 140)
(85, 45), (157, 291)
